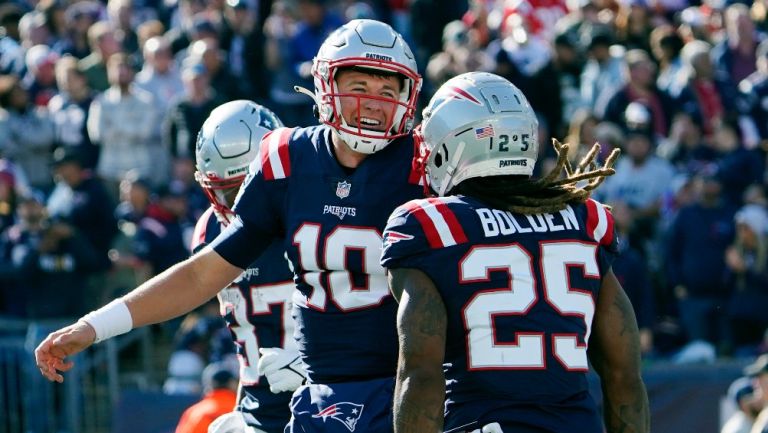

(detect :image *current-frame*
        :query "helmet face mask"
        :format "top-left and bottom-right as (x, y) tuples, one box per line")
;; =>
(419, 72), (539, 196)
(195, 100), (284, 223)
(312, 19), (421, 154)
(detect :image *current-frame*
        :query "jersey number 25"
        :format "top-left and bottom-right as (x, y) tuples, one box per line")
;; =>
(463, 241), (598, 371)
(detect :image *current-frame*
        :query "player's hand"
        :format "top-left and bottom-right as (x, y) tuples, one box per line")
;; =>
(34, 320), (96, 383)
(257, 347), (306, 394)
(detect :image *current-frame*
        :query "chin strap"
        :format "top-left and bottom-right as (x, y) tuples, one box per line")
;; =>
(411, 125), (432, 198)
(294, 85), (317, 103)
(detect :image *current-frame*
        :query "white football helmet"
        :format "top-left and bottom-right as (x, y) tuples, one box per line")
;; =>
(417, 72), (539, 196)
(195, 100), (283, 223)
(301, 19), (421, 154)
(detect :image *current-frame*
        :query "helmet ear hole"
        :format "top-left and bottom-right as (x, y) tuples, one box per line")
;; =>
(434, 151), (444, 168)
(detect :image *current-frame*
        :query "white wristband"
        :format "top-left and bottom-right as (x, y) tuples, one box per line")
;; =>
(81, 298), (133, 343)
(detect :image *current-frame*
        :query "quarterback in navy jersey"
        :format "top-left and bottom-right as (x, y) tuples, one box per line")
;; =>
(211, 20), (423, 432)
(33, 19), (423, 433)
(381, 73), (649, 433)
(191, 100), (301, 433)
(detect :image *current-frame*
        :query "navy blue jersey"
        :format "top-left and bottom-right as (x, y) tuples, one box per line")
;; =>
(211, 126), (423, 383)
(192, 207), (295, 432)
(380, 196), (619, 432)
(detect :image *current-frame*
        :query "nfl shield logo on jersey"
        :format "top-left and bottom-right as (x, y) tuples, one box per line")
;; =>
(312, 402), (365, 432)
(336, 180), (352, 199)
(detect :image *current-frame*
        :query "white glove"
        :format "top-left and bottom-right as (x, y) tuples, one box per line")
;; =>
(257, 347), (307, 394)
(469, 423), (504, 433)
(208, 411), (267, 433)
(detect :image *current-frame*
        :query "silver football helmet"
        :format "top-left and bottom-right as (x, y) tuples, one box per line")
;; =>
(299, 19), (421, 154)
(417, 72), (539, 196)
(195, 100), (283, 223)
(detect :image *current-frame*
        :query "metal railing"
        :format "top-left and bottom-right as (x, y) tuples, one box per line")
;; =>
(0, 318), (157, 433)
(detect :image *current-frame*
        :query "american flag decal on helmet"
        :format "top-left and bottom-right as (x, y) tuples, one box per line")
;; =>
(475, 125), (495, 139)
(312, 402), (365, 432)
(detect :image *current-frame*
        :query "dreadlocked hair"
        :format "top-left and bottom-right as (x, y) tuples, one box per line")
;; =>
(452, 139), (620, 214)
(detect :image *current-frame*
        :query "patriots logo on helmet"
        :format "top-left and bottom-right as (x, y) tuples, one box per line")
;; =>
(383, 230), (414, 248)
(443, 85), (483, 105)
(312, 402), (365, 432)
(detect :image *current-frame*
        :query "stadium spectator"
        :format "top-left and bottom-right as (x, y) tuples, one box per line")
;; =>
(656, 112), (719, 175)
(79, 21), (121, 92)
(18, 11), (51, 50)
(132, 182), (190, 277)
(163, 61), (225, 160)
(670, 40), (736, 140)
(46, 146), (117, 276)
(425, 20), (494, 89)
(725, 205), (768, 357)
(108, 0), (140, 56)
(174, 362), (238, 433)
(48, 55), (99, 169)
(0, 160), (20, 235)
(184, 38), (238, 101)
(712, 4), (760, 94)
(611, 200), (656, 356)
(738, 39), (768, 150)
(87, 52), (159, 191)
(0, 74), (56, 193)
(580, 30), (625, 115)
(55, 1), (101, 60)
(649, 25), (684, 93)
(218, 0), (266, 100)
(0, 4), (25, 76)
(285, 0), (343, 126)
(598, 49), (674, 138)
(666, 171), (736, 353)
(595, 105), (675, 250)
(0, 192), (101, 319)
(22, 44), (59, 107)
(712, 121), (765, 208)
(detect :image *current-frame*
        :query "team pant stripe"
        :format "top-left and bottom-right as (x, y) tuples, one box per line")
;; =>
(427, 198), (468, 244)
(403, 202), (443, 248)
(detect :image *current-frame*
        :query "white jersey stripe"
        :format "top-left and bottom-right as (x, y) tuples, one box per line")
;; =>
(593, 201), (608, 244)
(421, 202), (457, 247)
(267, 131), (286, 179)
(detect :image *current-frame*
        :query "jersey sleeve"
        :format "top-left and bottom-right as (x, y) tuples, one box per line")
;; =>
(211, 128), (293, 269)
(584, 198), (619, 271)
(190, 207), (215, 254)
(380, 201), (432, 269)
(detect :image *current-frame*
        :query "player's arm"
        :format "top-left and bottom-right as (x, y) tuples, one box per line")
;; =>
(35, 247), (243, 383)
(588, 268), (650, 433)
(388, 268), (446, 433)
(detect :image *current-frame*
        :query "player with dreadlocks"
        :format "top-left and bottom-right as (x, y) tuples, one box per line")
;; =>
(381, 72), (649, 433)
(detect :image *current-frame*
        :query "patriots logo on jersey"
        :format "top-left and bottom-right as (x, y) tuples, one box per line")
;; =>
(312, 402), (365, 432)
(336, 180), (352, 199)
(383, 230), (414, 248)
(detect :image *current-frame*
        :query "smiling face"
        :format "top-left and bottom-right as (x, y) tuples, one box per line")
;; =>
(335, 68), (402, 133)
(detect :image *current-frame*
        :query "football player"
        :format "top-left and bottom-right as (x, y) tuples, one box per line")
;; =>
(192, 100), (303, 433)
(381, 72), (650, 433)
(35, 19), (423, 433)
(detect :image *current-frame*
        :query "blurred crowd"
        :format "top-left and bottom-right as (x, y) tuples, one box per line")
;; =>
(2, 0), (768, 385)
